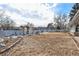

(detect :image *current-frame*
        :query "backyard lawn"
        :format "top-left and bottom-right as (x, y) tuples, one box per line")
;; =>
(1, 32), (79, 56)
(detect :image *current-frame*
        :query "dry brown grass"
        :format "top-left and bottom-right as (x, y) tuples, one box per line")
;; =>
(1, 32), (79, 56)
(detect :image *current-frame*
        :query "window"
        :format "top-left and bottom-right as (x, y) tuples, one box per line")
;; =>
(76, 25), (79, 32)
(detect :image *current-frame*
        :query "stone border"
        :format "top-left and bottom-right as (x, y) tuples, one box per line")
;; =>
(0, 37), (22, 54)
(68, 32), (79, 50)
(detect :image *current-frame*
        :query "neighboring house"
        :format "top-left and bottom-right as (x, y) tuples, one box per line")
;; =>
(33, 25), (54, 34)
(69, 10), (79, 35)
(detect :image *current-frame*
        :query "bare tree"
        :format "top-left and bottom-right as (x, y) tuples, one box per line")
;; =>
(54, 13), (68, 31)
(47, 23), (54, 30)
(20, 25), (25, 35)
(26, 22), (34, 34)
(0, 10), (15, 30)
(20, 22), (34, 35)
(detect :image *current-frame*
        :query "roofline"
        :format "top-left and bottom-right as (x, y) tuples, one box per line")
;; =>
(69, 10), (79, 27)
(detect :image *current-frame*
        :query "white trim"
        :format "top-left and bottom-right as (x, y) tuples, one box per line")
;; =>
(69, 10), (79, 26)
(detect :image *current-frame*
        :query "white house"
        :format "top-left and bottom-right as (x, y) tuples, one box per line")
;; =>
(69, 10), (79, 36)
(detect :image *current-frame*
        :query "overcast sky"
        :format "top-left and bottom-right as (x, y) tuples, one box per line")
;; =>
(0, 3), (74, 27)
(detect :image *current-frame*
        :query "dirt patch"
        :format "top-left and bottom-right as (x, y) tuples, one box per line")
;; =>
(1, 32), (79, 56)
